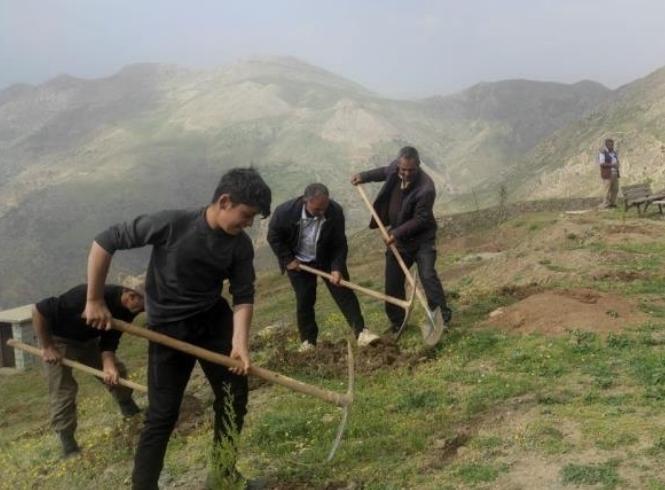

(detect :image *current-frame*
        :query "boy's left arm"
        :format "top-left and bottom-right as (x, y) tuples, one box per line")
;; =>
(230, 304), (252, 375)
(228, 236), (256, 375)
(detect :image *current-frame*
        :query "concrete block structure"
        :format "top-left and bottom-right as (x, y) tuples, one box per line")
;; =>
(0, 304), (37, 370)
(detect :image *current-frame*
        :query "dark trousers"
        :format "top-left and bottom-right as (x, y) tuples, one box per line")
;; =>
(385, 240), (448, 327)
(287, 262), (365, 344)
(132, 300), (248, 490)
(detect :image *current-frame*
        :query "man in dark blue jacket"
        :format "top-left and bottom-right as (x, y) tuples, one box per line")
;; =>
(267, 183), (379, 350)
(352, 146), (452, 332)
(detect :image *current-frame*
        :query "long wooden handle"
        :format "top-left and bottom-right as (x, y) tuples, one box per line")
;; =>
(111, 319), (351, 407)
(298, 264), (410, 309)
(7, 339), (147, 393)
(355, 184), (433, 314)
(355, 184), (417, 289)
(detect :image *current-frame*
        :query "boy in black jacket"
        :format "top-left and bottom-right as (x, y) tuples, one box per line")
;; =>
(84, 168), (271, 490)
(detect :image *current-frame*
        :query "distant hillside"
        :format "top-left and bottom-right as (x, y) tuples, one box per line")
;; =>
(421, 79), (611, 202)
(0, 57), (619, 306)
(508, 67), (665, 200)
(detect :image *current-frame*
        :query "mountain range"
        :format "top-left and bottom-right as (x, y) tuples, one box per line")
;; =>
(1, 56), (663, 306)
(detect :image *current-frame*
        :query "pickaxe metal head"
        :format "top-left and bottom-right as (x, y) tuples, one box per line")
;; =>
(394, 269), (419, 340)
(327, 337), (355, 461)
(420, 305), (446, 346)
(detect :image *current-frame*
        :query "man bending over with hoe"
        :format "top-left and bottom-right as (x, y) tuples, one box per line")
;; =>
(33, 280), (145, 458)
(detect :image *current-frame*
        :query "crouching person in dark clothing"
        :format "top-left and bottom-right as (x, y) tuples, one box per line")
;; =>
(33, 282), (145, 458)
(267, 183), (380, 351)
(351, 146), (452, 332)
(84, 168), (272, 490)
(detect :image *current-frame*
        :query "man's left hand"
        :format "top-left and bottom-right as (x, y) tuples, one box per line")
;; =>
(330, 270), (342, 286)
(385, 234), (396, 246)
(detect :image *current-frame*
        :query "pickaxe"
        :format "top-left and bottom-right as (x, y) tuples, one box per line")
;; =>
(297, 263), (418, 336)
(6, 339), (147, 393)
(355, 184), (446, 346)
(110, 318), (353, 461)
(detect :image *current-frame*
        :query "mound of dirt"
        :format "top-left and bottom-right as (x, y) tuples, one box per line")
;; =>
(484, 288), (649, 335)
(264, 336), (428, 378)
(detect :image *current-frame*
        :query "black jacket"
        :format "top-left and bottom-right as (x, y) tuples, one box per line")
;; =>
(359, 159), (437, 245)
(267, 196), (348, 272)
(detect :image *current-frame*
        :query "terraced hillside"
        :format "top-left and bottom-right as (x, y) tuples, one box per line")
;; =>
(3, 203), (665, 489)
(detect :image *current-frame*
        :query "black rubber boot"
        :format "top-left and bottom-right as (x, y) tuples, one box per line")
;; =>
(58, 430), (80, 458)
(118, 397), (141, 417)
(442, 306), (453, 325)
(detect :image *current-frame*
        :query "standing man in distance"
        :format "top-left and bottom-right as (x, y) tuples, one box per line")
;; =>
(351, 146), (452, 333)
(267, 183), (380, 351)
(598, 138), (620, 208)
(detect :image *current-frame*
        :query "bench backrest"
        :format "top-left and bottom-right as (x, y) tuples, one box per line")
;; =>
(621, 183), (652, 202)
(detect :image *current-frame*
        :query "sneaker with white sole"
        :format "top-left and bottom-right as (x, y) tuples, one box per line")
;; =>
(357, 328), (380, 347)
(298, 340), (315, 352)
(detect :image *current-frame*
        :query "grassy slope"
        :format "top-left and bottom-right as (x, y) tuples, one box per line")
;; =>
(3, 204), (665, 489)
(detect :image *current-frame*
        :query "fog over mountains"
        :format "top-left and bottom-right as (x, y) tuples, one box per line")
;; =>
(1, 56), (663, 306)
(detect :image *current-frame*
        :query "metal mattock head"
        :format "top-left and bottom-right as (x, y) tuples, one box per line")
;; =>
(422, 306), (445, 346)
(327, 337), (355, 461)
(395, 269), (419, 340)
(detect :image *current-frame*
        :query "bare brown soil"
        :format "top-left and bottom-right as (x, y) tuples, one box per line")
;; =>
(484, 288), (649, 335)
(264, 336), (428, 378)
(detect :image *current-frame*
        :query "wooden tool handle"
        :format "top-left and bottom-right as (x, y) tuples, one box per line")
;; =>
(355, 184), (416, 287)
(298, 264), (410, 309)
(7, 339), (147, 393)
(111, 319), (351, 407)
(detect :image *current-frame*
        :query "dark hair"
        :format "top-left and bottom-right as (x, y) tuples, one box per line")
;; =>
(211, 168), (272, 218)
(398, 146), (420, 164)
(303, 183), (329, 199)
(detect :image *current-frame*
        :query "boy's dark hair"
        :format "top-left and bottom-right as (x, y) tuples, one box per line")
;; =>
(398, 146), (420, 164)
(211, 168), (272, 218)
(303, 183), (329, 199)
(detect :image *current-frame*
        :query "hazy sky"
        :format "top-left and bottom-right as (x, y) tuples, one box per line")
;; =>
(2, 0), (665, 97)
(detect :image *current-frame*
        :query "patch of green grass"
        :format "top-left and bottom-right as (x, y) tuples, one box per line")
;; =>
(454, 462), (508, 485)
(543, 263), (575, 273)
(523, 421), (572, 454)
(616, 242), (665, 255)
(470, 435), (503, 450)
(464, 374), (534, 415)
(395, 390), (441, 411)
(639, 300), (665, 318)
(560, 459), (621, 488)
(647, 435), (665, 455)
